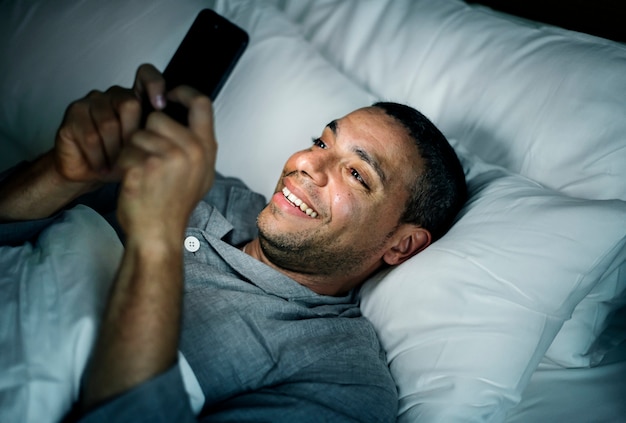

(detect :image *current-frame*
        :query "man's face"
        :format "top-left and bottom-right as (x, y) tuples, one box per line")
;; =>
(256, 107), (423, 281)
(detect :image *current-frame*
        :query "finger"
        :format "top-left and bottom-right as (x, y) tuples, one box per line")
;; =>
(107, 86), (142, 143)
(115, 142), (151, 175)
(88, 90), (125, 169)
(133, 63), (166, 110)
(142, 108), (216, 168)
(115, 143), (149, 198)
(142, 110), (216, 196)
(142, 111), (188, 149)
(57, 98), (104, 174)
(167, 86), (214, 143)
(63, 92), (110, 173)
(126, 128), (178, 157)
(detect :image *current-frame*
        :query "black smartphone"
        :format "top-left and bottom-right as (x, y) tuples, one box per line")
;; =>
(142, 9), (249, 125)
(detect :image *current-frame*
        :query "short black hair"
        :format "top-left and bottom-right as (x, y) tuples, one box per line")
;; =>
(372, 102), (467, 241)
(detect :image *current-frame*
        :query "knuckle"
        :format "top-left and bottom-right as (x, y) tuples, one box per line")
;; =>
(190, 95), (212, 111)
(170, 144), (188, 164)
(187, 142), (204, 160)
(105, 85), (124, 94)
(139, 65), (164, 86)
(119, 96), (141, 115)
(66, 98), (89, 116)
(98, 116), (120, 134)
(144, 154), (163, 170)
(83, 131), (101, 148)
(145, 111), (161, 127)
(57, 124), (72, 140)
(86, 89), (104, 99)
(137, 63), (153, 74)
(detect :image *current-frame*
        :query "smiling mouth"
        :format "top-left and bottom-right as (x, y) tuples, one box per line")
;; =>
(282, 187), (318, 218)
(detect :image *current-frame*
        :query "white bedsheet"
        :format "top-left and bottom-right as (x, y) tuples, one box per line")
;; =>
(507, 316), (626, 422)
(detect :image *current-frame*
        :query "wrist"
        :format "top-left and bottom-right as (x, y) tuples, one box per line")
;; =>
(0, 152), (98, 221)
(44, 152), (102, 198)
(123, 228), (185, 258)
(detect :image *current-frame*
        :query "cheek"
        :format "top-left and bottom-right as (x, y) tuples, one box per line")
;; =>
(331, 191), (356, 217)
(330, 191), (382, 230)
(335, 191), (402, 232)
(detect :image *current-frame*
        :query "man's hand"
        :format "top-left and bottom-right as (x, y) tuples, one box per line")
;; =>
(54, 86), (141, 187)
(0, 64), (168, 221)
(116, 84), (217, 241)
(55, 63), (167, 188)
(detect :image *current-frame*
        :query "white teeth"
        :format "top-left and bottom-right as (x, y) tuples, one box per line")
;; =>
(287, 193), (302, 206)
(282, 187), (318, 218)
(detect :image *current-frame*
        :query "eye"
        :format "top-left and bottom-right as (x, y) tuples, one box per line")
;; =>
(351, 168), (369, 189)
(312, 137), (327, 149)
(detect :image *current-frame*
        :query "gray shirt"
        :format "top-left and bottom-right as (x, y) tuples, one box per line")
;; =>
(2, 175), (398, 422)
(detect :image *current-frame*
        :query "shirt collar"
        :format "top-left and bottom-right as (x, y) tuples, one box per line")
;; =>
(188, 201), (359, 308)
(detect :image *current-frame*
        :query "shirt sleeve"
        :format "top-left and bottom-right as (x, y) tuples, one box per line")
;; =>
(0, 160), (121, 246)
(0, 216), (56, 246)
(73, 364), (197, 423)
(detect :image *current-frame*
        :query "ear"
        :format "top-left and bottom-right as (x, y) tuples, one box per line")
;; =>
(382, 226), (432, 266)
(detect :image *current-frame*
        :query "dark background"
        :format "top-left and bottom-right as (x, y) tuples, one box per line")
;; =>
(465, 0), (625, 43)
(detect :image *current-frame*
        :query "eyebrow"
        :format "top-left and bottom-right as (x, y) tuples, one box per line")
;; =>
(325, 120), (387, 184)
(327, 119), (338, 135)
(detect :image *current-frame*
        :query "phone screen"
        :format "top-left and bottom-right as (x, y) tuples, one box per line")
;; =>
(143, 9), (249, 125)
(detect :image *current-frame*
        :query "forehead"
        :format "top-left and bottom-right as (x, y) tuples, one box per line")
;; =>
(331, 107), (422, 186)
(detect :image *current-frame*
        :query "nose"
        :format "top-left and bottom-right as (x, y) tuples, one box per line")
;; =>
(292, 148), (331, 186)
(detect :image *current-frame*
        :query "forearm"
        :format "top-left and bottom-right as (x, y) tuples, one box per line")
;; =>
(77, 76), (216, 414)
(82, 234), (184, 410)
(0, 152), (97, 222)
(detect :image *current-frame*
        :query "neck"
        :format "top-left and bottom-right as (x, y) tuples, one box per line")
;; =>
(241, 239), (372, 296)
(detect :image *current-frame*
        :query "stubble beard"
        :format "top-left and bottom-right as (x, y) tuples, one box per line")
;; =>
(256, 216), (392, 278)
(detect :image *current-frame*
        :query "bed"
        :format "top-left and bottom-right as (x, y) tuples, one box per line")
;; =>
(0, 0), (625, 422)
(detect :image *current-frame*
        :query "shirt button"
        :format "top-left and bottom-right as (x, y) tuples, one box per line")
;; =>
(184, 236), (200, 252)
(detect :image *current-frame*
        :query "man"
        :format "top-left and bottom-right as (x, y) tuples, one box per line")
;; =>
(0, 64), (467, 422)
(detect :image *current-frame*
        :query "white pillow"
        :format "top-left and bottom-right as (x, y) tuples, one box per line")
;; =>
(0, 206), (123, 423)
(543, 263), (626, 368)
(271, 0), (626, 202)
(360, 145), (626, 421)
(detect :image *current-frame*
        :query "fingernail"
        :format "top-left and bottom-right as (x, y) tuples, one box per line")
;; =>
(155, 95), (166, 109)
